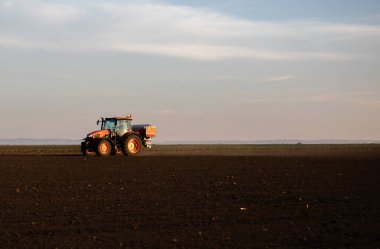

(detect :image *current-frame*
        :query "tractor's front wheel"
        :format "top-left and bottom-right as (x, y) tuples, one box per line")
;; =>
(96, 139), (112, 156)
(81, 141), (95, 156)
(122, 135), (142, 156)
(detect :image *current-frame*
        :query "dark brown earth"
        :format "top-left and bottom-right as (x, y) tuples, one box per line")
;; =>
(0, 145), (379, 248)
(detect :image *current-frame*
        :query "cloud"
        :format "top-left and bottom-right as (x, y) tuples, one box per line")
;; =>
(307, 91), (380, 103)
(1, 1), (14, 9)
(0, 35), (30, 48)
(28, 2), (81, 24)
(1, 0), (82, 24)
(259, 75), (294, 82)
(245, 90), (380, 104)
(0, 1), (379, 60)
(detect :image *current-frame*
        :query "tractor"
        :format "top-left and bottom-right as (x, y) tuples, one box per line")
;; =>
(81, 115), (156, 156)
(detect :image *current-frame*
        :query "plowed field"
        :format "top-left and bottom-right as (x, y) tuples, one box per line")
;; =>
(0, 145), (379, 248)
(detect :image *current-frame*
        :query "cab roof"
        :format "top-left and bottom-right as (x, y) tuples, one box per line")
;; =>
(108, 115), (133, 121)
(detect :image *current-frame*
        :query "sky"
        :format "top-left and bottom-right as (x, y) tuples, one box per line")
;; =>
(1, 0), (380, 142)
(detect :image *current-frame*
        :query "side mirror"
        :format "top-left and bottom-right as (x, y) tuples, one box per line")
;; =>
(97, 120), (100, 125)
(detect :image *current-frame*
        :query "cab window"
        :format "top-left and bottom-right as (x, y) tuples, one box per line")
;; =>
(103, 119), (116, 130)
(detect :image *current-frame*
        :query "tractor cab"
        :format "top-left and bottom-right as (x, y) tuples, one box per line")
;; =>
(98, 117), (132, 137)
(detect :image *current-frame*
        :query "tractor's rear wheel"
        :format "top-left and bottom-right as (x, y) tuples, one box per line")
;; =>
(122, 135), (142, 156)
(96, 139), (112, 156)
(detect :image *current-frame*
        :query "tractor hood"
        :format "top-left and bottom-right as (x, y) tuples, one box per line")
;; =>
(87, 130), (110, 139)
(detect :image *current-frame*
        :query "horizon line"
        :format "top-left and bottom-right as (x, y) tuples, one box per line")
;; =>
(0, 138), (379, 146)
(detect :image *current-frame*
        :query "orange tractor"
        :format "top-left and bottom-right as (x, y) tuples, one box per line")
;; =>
(81, 115), (156, 156)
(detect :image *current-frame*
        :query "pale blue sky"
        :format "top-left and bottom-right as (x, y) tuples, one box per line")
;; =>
(1, 0), (379, 141)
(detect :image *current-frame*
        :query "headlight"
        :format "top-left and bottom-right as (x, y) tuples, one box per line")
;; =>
(87, 134), (93, 138)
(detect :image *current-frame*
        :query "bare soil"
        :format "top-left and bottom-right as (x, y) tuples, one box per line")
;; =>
(0, 145), (379, 248)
